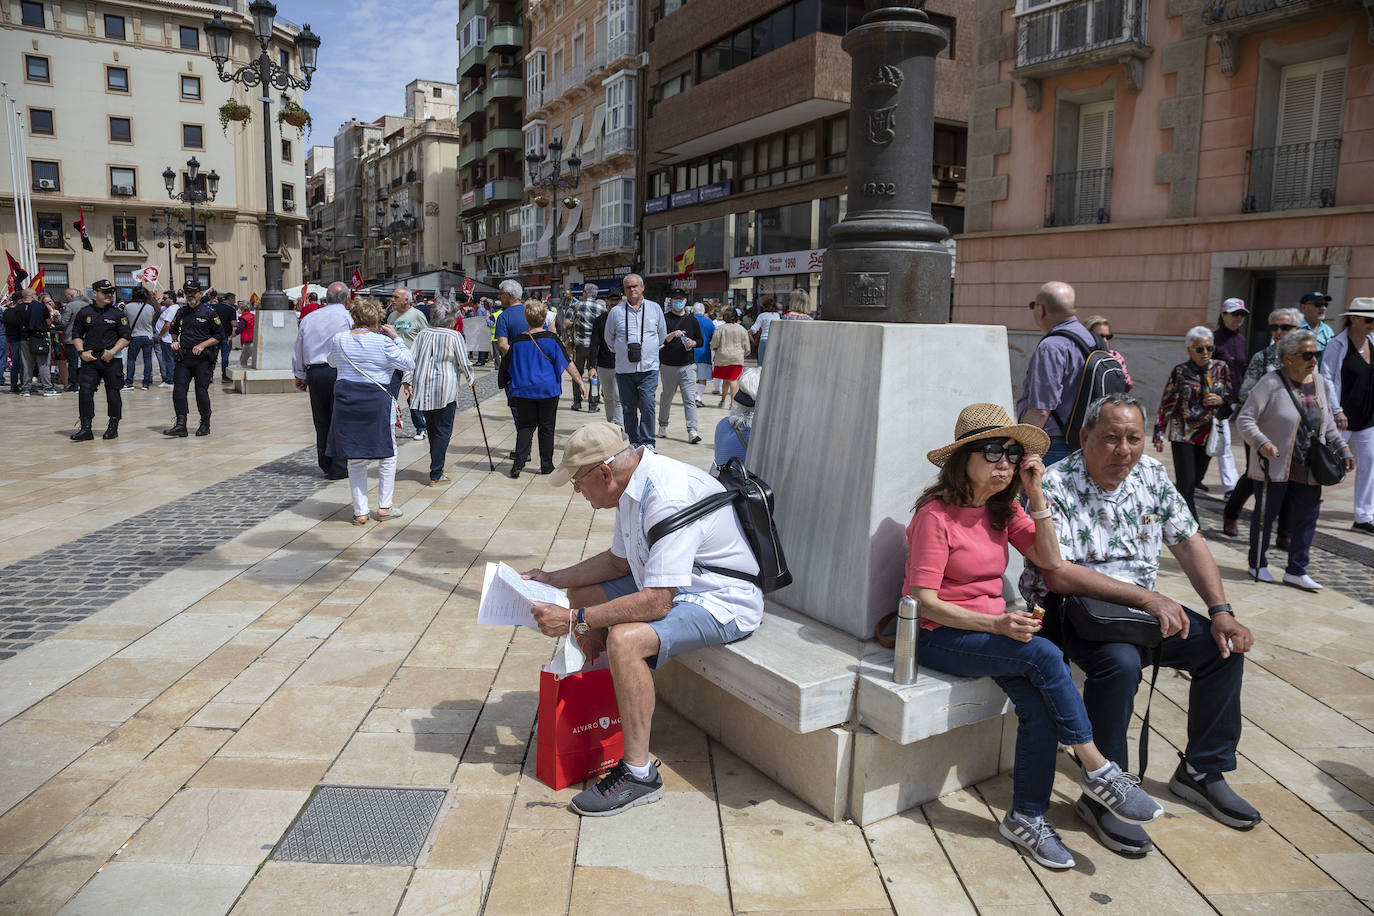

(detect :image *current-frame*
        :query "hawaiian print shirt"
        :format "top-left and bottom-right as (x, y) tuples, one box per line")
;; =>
(1019, 450), (1198, 609)
(1155, 359), (1232, 445)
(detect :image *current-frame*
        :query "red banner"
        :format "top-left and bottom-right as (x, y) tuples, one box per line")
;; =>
(349, 269), (363, 290)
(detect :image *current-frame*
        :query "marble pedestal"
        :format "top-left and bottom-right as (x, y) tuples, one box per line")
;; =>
(749, 320), (1023, 640)
(231, 311), (299, 394)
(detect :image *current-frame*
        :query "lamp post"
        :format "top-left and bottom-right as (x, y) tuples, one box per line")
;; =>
(525, 138), (581, 301)
(161, 157), (219, 287)
(203, 1), (320, 313)
(147, 207), (181, 288)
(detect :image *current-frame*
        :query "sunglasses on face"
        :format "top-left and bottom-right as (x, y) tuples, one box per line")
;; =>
(1192, 345), (1215, 353)
(1101, 333), (1114, 341)
(1269, 324), (1296, 332)
(981, 442), (1026, 464)
(1292, 351), (1319, 362)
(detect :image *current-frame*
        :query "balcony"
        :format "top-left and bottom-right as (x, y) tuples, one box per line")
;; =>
(526, 85), (549, 112)
(603, 126), (635, 158)
(459, 42), (486, 77)
(605, 32), (635, 69)
(459, 88), (486, 123)
(458, 139), (486, 168)
(489, 74), (522, 100)
(487, 22), (521, 49)
(1044, 167), (1113, 227)
(520, 238), (550, 263)
(486, 128), (523, 151)
(461, 185), (486, 211)
(1013, 0), (1150, 96)
(597, 225), (634, 252)
(1243, 139), (1341, 213)
(484, 179), (522, 203)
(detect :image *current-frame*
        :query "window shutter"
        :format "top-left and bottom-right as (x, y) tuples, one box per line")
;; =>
(1074, 101), (1114, 221)
(1275, 57), (1346, 208)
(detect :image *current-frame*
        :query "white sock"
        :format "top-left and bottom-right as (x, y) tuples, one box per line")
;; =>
(1087, 761), (1114, 779)
(625, 760), (652, 780)
(1185, 761), (1201, 777)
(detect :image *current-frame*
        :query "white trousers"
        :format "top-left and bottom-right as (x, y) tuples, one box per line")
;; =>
(1217, 417), (1239, 491)
(1343, 426), (1374, 524)
(349, 456), (397, 516)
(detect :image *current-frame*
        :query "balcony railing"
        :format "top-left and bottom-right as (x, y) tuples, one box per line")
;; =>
(1202, 0), (1315, 24)
(526, 85), (548, 111)
(597, 225), (634, 252)
(1243, 139), (1341, 213)
(605, 31), (635, 66)
(1016, 0), (1147, 68)
(603, 126), (634, 157)
(1044, 167), (1113, 226)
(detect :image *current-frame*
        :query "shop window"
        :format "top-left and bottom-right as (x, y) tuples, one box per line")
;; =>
(756, 202), (811, 254)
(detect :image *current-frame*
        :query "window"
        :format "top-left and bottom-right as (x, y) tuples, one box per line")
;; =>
(1256, 56), (1347, 211)
(180, 75), (201, 100)
(104, 14), (126, 39)
(110, 166), (136, 195)
(520, 204), (546, 244)
(524, 121), (546, 181)
(37, 213), (63, 248)
(183, 226), (208, 254)
(433, 86), (443, 97)
(106, 66), (128, 92)
(608, 0), (631, 39)
(671, 218), (725, 270)
(282, 183), (296, 210)
(933, 125), (967, 168)
(109, 116), (132, 143)
(1048, 98), (1114, 225)
(756, 202), (812, 253)
(739, 124), (816, 190)
(278, 49), (290, 70)
(21, 1), (45, 27)
(180, 26), (199, 50)
(30, 160), (59, 190)
(1076, 100), (1115, 173)
(459, 16), (488, 56)
(647, 227), (669, 275)
(29, 109), (54, 136)
(113, 216), (138, 251)
(604, 73), (635, 133)
(182, 123), (204, 149)
(825, 115), (847, 173)
(599, 177), (633, 227)
(281, 139), (293, 162)
(651, 170), (671, 197)
(37, 263), (67, 288)
(527, 52), (547, 101)
(185, 266), (211, 288)
(819, 196), (846, 248)
(25, 55), (49, 83)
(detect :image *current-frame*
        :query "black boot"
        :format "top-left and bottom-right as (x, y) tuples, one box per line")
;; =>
(70, 422), (94, 442)
(102, 419), (120, 440)
(195, 417), (211, 437)
(163, 415), (189, 437)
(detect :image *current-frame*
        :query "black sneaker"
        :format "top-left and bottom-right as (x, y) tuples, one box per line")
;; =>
(571, 760), (664, 817)
(1168, 760), (1261, 829)
(1075, 795), (1153, 855)
(1353, 522), (1374, 535)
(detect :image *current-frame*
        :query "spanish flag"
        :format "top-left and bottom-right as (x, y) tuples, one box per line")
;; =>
(674, 242), (696, 279)
(32, 268), (45, 296)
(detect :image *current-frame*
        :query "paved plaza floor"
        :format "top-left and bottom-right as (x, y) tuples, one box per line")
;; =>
(0, 372), (1371, 915)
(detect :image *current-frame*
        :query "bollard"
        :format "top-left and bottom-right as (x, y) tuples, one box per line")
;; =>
(893, 595), (919, 685)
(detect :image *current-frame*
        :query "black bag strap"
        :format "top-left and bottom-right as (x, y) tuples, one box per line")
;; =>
(1278, 372), (1324, 445)
(645, 490), (761, 586)
(1043, 329), (1104, 433)
(1137, 643), (1162, 778)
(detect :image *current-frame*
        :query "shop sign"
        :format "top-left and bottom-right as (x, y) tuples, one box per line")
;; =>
(462, 240), (485, 255)
(669, 188), (699, 208)
(644, 195), (669, 214)
(461, 189), (476, 207)
(729, 248), (826, 278)
(670, 278), (698, 290)
(698, 180), (732, 202)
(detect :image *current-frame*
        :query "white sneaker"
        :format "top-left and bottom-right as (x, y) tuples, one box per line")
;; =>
(1248, 567), (1275, 583)
(688, 431), (701, 444)
(158, 382), (172, 388)
(657, 428), (668, 439)
(1282, 572), (1322, 591)
(412, 431), (427, 441)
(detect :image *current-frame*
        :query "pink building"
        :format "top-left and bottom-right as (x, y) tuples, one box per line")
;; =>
(955, 0), (1372, 399)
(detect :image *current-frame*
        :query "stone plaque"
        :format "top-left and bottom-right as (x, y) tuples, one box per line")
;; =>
(848, 271), (889, 308)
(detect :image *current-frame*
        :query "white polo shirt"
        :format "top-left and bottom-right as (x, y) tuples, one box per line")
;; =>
(611, 448), (764, 632)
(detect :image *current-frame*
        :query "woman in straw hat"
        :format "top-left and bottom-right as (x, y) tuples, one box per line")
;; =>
(907, 403), (1162, 870)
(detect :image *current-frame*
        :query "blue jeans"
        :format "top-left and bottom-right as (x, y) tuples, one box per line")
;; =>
(1061, 607), (1242, 775)
(421, 402), (457, 479)
(756, 335), (767, 367)
(1248, 478), (1321, 575)
(0, 337), (9, 387)
(219, 337), (232, 374)
(919, 626), (1094, 817)
(124, 337), (156, 386)
(1044, 436), (1074, 466)
(157, 341), (175, 383)
(617, 369), (659, 447)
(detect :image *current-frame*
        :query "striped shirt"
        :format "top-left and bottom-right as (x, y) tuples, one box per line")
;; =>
(328, 330), (414, 387)
(409, 327), (473, 411)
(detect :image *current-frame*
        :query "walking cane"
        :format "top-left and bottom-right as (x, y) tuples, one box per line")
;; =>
(471, 379), (495, 471)
(1253, 455), (1271, 581)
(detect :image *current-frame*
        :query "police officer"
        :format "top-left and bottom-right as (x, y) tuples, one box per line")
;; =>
(70, 279), (131, 441)
(163, 281), (224, 438)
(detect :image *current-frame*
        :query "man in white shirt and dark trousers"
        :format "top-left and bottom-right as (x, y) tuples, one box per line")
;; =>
(603, 274), (667, 448)
(293, 281), (355, 479)
(525, 422), (763, 815)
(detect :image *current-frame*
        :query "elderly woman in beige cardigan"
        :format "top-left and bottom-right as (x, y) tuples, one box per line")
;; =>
(1237, 329), (1355, 591)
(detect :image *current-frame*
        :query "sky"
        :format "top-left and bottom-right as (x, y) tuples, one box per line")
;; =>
(287, 0), (458, 152)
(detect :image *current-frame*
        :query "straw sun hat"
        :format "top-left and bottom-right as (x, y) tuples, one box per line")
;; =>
(925, 403), (1051, 468)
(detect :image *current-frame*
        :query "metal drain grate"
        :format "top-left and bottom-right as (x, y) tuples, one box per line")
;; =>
(272, 786), (447, 866)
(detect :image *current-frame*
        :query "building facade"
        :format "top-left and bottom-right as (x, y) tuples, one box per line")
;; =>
(304, 143), (333, 280)
(955, 0), (1373, 400)
(328, 119), (382, 283)
(457, 0), (525, 285)
(639, 0), (972, 307)
(2, 0), (308, 297)
(517, 0), (641, 297)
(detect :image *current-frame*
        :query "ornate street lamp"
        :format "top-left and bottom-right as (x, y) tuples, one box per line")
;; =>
(203, 4), (320, 317)
(526, 137), (581, 301)
(161, 157), (219, 286)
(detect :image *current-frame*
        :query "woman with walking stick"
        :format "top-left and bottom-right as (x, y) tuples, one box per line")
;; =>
(407, 299), (474, 485)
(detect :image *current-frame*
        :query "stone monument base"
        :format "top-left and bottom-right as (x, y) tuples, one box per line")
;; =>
(228, 311), (300, 394)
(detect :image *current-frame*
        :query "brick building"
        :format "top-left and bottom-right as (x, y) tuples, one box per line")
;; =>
(955, 0), (1373, 399)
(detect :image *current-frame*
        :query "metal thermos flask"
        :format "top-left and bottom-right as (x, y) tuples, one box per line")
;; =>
(893, 596), (919, 685)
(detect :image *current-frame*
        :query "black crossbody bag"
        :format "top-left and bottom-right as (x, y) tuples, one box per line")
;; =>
(1279, 375), (1346, 487)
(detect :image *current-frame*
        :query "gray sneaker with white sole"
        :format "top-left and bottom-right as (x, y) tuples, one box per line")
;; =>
(570, 760), (664, 817)
(1080, 761), (1163, 826)
(999, 811), (1075, 869)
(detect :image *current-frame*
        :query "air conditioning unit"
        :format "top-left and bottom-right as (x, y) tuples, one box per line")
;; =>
(111, 185), (135, 196)
(499, 53), (516, 68)
(35, 178), (57, 190)
(636, 52), (650, 69)
(283, 200), (296, 211)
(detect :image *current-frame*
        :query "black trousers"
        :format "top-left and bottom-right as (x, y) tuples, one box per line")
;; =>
(78, 358), (123, 422)
(512, 395), (559, 472)
(1224, 444), (1291, 537)
(1171, 441), (1208, 520)
(306, 364), (347, 477)
(173, 351), (214, 420)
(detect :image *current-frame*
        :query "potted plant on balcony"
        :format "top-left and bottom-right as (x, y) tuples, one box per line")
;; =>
(219, 99), (252, 135)
(279, 100), (312, 141)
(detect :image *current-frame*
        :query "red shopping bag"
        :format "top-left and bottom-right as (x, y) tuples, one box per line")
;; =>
(536, 663), (624, 790)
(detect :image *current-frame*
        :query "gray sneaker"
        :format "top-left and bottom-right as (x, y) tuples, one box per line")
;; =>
(1168, 761), (1261, 829)
(999, 811), (1075, 869)
(570, 760), (664, 817)
(1076, 794), (1154, 854)
(1080, 762), (1163, 826)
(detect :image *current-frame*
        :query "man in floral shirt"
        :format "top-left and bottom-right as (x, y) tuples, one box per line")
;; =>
(1020, 393), (1258, 857)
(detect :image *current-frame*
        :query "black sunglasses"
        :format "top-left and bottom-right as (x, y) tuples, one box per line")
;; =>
(981, 442), (1025, 464)
(1100, 333), (1114, 341)
(1293, 351), (1319, 362)
(1192, 345), (1215, 353)
(1269, 324), (1297, 332)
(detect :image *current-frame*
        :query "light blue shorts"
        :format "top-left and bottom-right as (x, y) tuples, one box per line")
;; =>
(599, 573), (748, 669)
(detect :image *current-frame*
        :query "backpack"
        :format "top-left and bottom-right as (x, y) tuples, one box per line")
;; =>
(2, 304), (27, 341)
(1045, 329), (1127, 447)
(645, 457), (792, 593)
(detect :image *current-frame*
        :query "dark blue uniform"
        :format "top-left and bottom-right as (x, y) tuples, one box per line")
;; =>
(73, 302), (131, 426)
(169, 300), (225, 430)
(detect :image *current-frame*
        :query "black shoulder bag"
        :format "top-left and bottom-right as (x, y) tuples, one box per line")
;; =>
(1279, 375), (1346, 487)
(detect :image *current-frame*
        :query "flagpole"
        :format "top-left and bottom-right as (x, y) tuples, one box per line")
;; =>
(2, 86), (24, 279)
(12, 94), (36, 275)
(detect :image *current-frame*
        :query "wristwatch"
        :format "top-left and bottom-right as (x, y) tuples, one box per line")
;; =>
(573, 607), (589, 635)
(1207, 603), (1234, 619)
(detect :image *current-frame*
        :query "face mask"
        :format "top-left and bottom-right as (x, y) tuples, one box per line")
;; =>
(671, 301), (686, 312)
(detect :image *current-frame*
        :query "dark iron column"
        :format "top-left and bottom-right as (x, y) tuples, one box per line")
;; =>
(821, 0), (950, 323)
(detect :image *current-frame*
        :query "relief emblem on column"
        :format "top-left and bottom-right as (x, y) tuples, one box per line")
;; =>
(862, 65), (902, 146)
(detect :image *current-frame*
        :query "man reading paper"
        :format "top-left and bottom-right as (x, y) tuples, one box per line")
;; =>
(524, 422), (763, 816)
